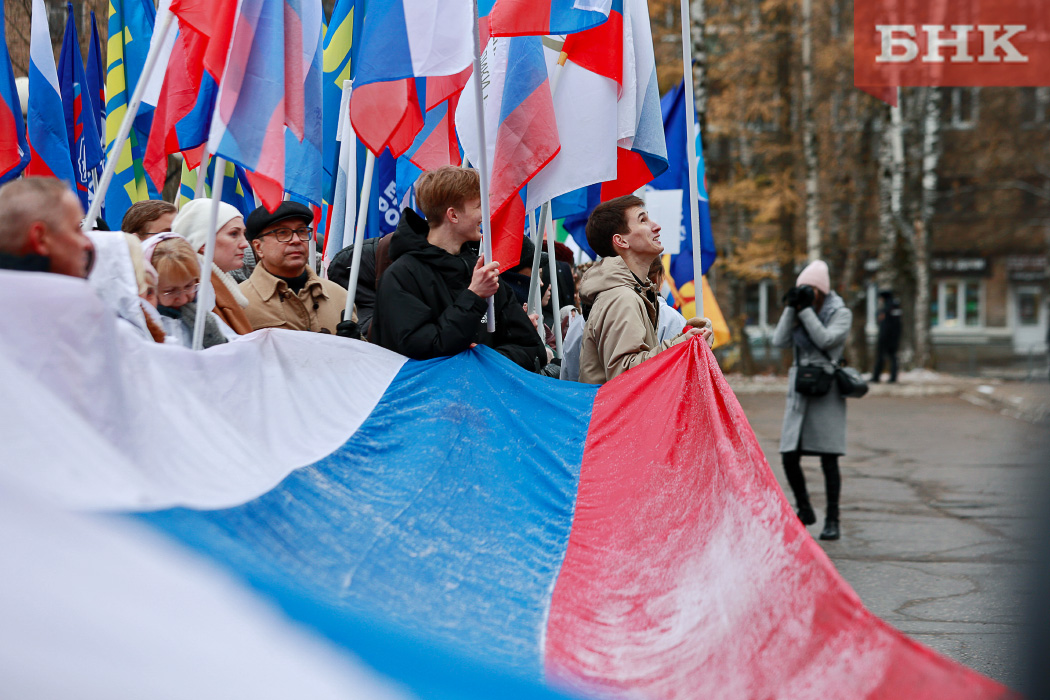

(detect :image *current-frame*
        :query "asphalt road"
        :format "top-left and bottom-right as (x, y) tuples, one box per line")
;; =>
(736, 392), (1049, 690)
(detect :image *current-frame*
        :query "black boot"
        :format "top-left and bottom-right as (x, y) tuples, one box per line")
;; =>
(796, 502), (817, 526)
(819, 518), (840, 540)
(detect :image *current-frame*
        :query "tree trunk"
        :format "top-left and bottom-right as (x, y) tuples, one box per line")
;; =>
(876, 96), (904, 293)
(801, 0), (820, 261)
(914, 87), (943, 369)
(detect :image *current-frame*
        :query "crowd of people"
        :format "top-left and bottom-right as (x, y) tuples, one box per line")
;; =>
(0, 168), (714, 385)
(1, 169), (867, 540)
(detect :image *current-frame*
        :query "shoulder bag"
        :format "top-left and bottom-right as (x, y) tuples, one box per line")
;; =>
(795, 323), (868, 399)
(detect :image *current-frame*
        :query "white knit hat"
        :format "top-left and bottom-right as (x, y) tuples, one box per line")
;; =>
(171, 199), (243, 254)
(795, 260), (830, 294)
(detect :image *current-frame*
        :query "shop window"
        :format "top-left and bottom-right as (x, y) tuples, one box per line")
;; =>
(932, 280), (983, 328)
(1017, 289), (1040, 326)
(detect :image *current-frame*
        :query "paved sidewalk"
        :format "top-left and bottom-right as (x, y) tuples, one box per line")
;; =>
(735, 389), (1049, 690)
(727, 370), (1050, 424)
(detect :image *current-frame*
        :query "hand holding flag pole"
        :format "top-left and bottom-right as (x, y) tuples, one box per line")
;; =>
(82, 7), (175, 233)
(192, 155), (226, 351)
(472, 0), (496, 333)
(679, 0), (704, 317)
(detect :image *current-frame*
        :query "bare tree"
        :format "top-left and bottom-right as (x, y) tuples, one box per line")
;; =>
(801, 0), (820, 261)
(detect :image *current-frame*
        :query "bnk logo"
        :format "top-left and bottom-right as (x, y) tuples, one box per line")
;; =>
(854, 0), (1048, 104)
(876, 25), (1028, 64)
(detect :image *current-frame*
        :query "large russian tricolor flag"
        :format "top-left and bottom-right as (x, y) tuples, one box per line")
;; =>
(0, 270), (1010, 700)
(26, 0), (76, 187)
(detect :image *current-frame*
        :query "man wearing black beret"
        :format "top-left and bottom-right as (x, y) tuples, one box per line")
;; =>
(239, 202), (353, 334)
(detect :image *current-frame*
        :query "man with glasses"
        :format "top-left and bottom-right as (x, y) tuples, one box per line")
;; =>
(240, 202), (350, 334)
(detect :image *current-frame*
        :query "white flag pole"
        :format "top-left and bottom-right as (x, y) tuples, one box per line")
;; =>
(679, 0), (704, 318)
(526, 204), (545, 318)
(344, 150), (375, 321)
(544, 205), (564, 358)
(472, 0), (496, 333)
(82, 7), (174, 233)
(193, 147), (210, 200)
(192, 156), (226, 351)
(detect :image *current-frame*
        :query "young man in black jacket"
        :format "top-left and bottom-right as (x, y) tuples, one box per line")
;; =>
(371, 166), (547, 372)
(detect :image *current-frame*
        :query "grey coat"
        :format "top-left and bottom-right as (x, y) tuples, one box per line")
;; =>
(771, 296), (852, 455)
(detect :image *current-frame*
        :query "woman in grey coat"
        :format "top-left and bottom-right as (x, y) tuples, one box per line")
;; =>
(771, 260), (852, 541)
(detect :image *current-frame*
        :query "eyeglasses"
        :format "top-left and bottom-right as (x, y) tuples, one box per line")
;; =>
(158, 281), (200, 302)
(262, 227), (313, 243)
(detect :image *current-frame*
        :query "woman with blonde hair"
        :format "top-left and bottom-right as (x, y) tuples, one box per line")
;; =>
(143, 233), (232, 349)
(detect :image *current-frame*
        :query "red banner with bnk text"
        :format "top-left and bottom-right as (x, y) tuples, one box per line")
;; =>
(855, 0), (1050, 104)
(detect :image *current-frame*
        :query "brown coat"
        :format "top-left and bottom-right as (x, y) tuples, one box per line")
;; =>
(239, 264), (349, 334)
(211, 270), (253, 335)
(578, 257), (689, 385)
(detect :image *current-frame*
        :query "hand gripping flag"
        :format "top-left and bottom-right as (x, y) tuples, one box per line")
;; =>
(58, 4), (106, 210)
(489, 0), (614, 37)
(27, 0), (75, 187)
(105, 0), (162, 227)
(650, 79), (716, 308)
(0, 272), (1012, 700)
(0, 1), (29, 184)
(349, 0), (474, 157)
(458, 36), (560, 270)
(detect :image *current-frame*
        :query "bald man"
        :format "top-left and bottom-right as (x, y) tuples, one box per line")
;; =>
(0, 178), (94, 278)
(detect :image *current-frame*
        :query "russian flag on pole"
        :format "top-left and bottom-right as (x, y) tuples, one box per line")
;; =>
(404, 71), (471, 172)
(0, 1), (29, 185)
(597, 0), (668, 200)
(283, 1), (324, 207)
(489, 0), (613, 37)
(58, 4), (106, 210)
(27, 0), (75, 188)
(1, 272), (1010, 700)
(208, 0), (304, 212)
(349, 0), (474, 157)
(458, 36), (560, 270)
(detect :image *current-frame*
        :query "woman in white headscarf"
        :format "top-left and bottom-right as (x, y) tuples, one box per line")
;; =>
(171, 200), (253, 335)
(771, 260), (852, 541)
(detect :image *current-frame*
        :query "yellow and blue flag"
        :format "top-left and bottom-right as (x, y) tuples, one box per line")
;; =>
(105, 0), (161, 227)
(178, 157), (257, 219)
(322, 0), (358, 205)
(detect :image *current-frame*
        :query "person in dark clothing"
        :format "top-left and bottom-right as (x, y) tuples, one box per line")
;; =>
(871, 291), (902, 383)
(371, 166), (546, 372)
(327, 233), (393, 337)
(0, 178), (95, 278)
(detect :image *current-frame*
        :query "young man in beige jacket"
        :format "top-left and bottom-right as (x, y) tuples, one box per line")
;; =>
(577, 195), (713, 385)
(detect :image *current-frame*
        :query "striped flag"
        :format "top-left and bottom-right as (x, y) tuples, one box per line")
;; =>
(349, 0), (474, 157)
(489, 0), (613, 37)
(58, 4), (105, 210)
(1, 271), (1011, 700)
(0, 1), (29, 184)
(404, 72), (471, 172)
(105, 0), (162, 227)
(598, 0), (668, 199)
(458, 36), (560, 270)
(27, 0), (75, 187)
(207, 0), (305, 211)
(283, 0), (324, 207)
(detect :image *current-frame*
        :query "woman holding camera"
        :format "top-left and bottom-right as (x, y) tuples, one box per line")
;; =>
(771, 260), (852, 541)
